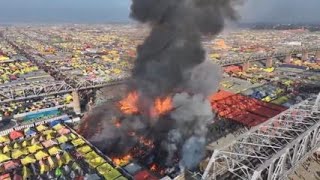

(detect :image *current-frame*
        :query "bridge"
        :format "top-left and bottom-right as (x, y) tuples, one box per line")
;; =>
(215, 46), (320, 70)
(202, 92), (320, 180)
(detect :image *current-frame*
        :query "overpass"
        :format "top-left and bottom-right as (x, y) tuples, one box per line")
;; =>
(202, 92), (320, 180)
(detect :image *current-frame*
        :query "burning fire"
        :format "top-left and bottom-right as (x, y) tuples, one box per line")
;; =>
(118, 91), (139, 115)
(118, 91), (173, 118)
(112, 154), (133, 167)
(150, 96), (173, 118)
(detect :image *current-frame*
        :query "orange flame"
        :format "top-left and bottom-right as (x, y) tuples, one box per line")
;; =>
(150, 163), (157, 171)
(118, 91), (139, 115)
(150, 96), (173, 118)
(112, 154), (132, 167)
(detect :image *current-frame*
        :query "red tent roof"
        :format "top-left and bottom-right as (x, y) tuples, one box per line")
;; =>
(211, 93), (287, 127)
(9, 130), (24, 140)
(211, 90), (235, 101)
(134, 170), (158, 180)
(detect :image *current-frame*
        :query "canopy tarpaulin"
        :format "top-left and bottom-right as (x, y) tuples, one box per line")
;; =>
(9, 130), (24, 140)
(48, 146), (61, 156)
(60, 142), (74, 151)
(87, 156), (106, 168)
(25, 128), (37, 136)
(50, 120), (62, 127)
(62, 152), (72, 164)
(42, 139), (58, 148)
(57, 135), (69, 144)
(21, 155), (36, 165)
(71, 138), (86, 147)
(0, 135), (10, 143)
(77, 145), (92, 155)
(12, 148), (29, 159)
(0, 153), (11, 163)
(53, 124), (64, 131)
(3, 145), (12, 153)
(36, 124), (48, 131)
(35, 150), (49, 160)
(22, 166), (32, 179)
(97, 163), (122, 180)
(58, 128), (70, 135)
(3, 160), (20, 171)
(28, 143), (43, 154)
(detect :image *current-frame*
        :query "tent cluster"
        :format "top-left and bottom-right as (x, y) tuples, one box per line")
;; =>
(0, 95), (72, 117)
(0, 121), (127, 180)
(211, 90), (287, 127)
(0, 61), (39, 84)
(0, 40), (17, 59)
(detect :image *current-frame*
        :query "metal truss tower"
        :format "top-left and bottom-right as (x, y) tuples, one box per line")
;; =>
(202, 93), (320, 180)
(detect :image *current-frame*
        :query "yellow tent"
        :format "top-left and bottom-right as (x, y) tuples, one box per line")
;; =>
(36, 124), (48, 131)
(35, 150), (49, 160)
(47, 156), (56, 169)
(67, 133), (77, 140)
(87, 156), (106, 168)
(3, 145), (11, 153)
(12, 148), (28, 159)
(22, 166), (32, 179)
(43, 129), (55, 135)
(71, 138), (86, 147)
(48, 146), (61, 156)
(65, 94), (73, 103)
(57, 135), (69, 144)
(46, 133), (54, 140)
(28, 143), (43, 154)
(13, 142), (21, 149)
(0, 56), (9, 61)
(0, 135), (10, 143)
(53, 124), (63, 131)
(0, 153), (10, 163)
(62, 152), (72, 164)
(39, 160), (49, 174)
(21, 155), (36, 165)
(22, 140), (28, 147)
(84, 151), (99, 160)
(77, 145), (92, 155)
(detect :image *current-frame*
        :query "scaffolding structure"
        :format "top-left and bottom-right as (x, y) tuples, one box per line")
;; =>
(202, 93), (320, 180)
(215, 46), (320, 67)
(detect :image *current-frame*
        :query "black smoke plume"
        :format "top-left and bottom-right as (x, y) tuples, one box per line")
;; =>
(80, 0), (241, 174)
(130, 0), (239, 99)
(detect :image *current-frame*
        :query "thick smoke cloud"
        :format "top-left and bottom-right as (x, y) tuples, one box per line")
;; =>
(81, 0), (240, 173)
(170, 93), (213, 169)
(130, 0), (238, 99)
(129, 0), (238, 169)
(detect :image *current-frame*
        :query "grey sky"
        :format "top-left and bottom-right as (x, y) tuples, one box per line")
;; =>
(0, 0), (319, 23)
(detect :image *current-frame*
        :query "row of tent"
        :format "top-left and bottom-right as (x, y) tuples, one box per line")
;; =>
(0, 121), (127, 180)
(211, 90), (287, 127)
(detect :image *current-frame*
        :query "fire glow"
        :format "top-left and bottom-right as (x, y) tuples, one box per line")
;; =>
(118, 91), (173, 118)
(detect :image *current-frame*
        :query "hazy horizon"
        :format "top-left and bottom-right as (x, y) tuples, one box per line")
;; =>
(0, 0), (319, 24)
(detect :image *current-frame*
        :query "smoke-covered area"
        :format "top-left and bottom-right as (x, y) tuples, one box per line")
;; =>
(128, 0), (237, 169)
(80, 0), (241, 174)
(170, 93), (213, 169)
(130, 0), (238, 99)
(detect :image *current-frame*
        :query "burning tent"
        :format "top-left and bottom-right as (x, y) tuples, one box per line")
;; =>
(80, 0), (242, 178)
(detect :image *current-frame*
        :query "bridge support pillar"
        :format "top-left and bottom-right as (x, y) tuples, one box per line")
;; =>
(284, 54), (292, 63)
(242, 61), (250, 72)
(266, 57), (273, 68)
(316, 51), (320, 60)
(302, 51), (308, 61)
(72, 90), (81, 115)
